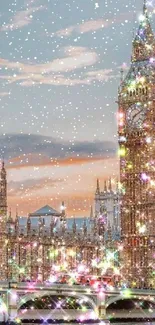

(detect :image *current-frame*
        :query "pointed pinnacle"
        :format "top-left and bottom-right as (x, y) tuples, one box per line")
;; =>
(109, 177), (112, 191)
(104, 180), (107, 192)
(90, 205), (93, 219)
(96, 178), (100, 194)
(143, 0), (147, 14)
(97, 178), (100, 190)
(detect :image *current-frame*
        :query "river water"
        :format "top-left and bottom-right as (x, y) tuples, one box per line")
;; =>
(15, 319), (155, 324)
(110, 320), (155, 325)
(14, 320), (155, 325)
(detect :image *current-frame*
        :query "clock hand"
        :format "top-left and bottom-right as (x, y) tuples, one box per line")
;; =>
(131, 108), (143, 122)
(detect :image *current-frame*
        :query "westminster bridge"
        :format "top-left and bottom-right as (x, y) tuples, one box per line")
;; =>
(1, 282), (155, 321)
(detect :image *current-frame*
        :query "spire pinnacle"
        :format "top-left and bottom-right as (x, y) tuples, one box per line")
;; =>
(16, 207), (18, 219)
(27, 215), (31, 224)
(72, 218), (76, 233)
(108, 177), (112, 192)
(90, 205), (93, 219)
(61, 201), (66, 218)
(96, 178), (100, 194)
(116, 177), (119, 191)
(104, 180), (107, 192)
(83, 219), (87, 235)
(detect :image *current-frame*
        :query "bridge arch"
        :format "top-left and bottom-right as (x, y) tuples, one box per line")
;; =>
(17, 291), (97, 311)
(106, 295), (155, 309)
(0, 294), (7, 320)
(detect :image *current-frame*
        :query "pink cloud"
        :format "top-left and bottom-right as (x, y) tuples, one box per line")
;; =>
(0, 46), (116, 87)
(1, 6), (45, 31)
(0, 46), (98, 74)
(55, 12), (134, 37)
(0, 69), (115, 87)
(0, 92), (11, 97)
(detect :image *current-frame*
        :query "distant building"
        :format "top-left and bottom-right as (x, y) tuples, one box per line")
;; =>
(0, 163), (119, 282)
(94, 178), (120, 240)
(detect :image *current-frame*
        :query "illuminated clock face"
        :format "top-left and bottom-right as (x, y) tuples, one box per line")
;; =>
(126, 104), (145, 129)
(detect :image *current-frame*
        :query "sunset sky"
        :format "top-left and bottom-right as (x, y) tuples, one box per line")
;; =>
(0, 0), (153, 216)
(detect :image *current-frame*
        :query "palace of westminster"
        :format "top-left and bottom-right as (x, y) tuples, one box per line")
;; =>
(0, 1), (155, 289)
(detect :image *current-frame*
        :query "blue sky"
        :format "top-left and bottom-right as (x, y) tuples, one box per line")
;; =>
(0, 0), (153, 215)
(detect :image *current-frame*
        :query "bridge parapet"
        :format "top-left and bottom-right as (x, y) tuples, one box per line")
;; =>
(0, 283), (155, 321)
(0, 283), (103, 321)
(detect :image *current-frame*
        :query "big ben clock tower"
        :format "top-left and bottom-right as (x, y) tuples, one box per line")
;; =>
(118, 1), (155, 288)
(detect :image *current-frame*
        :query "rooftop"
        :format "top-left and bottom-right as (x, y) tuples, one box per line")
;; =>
(29, 205), (61, 217)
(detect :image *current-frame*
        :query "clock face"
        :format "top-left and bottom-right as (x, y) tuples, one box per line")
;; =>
(126, 104), (146, 129)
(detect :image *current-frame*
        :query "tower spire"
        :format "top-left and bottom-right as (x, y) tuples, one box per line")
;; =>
(131, 0), (155, 62)
(143, 0), (147, 14)
(61, 201), (66, 221)
(120, 68), (124, 84)
(16, 206), (18, 219)
(132, 0), (155, 62)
